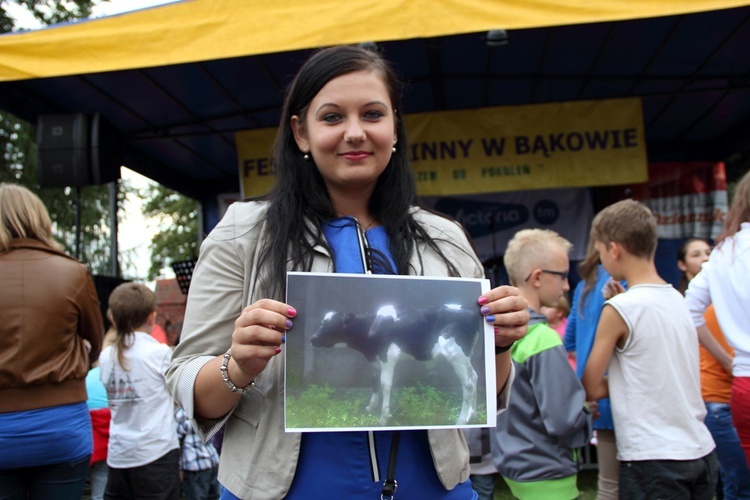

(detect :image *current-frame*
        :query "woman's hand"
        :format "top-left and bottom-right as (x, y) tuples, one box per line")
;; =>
(226, 299), (297, 388)
(478, 285), (529, 349)
(194, 299), (296, 420)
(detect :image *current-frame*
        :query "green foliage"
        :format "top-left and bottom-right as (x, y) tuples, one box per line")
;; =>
(0, 0), (105, 29)
(286, 383), (486, 429)
(0, 0), (142, 277)
(140, 183), (200, 280)
(286, 385), (380, 428)
(2, 1), (199, 281)
(0, 111), (35, 185)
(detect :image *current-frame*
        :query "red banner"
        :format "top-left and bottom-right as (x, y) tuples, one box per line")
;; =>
(631, 162), (727, 240)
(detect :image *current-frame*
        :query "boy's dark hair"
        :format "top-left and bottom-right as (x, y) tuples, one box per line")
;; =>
(591, 199), (657, 259)
(108, 282), (157, 370)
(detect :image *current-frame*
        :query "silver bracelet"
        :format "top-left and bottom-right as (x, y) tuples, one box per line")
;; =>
(220, 348), (255, 395)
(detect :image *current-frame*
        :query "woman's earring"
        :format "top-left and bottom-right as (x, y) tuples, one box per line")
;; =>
(392, 147), (397, 153)
(303, 153), (310, 161)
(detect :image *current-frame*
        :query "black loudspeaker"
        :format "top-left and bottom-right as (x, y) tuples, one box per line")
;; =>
(37, 113), (122, 188)
(90, 113), (122, 185)
(37, 113), (90, 188)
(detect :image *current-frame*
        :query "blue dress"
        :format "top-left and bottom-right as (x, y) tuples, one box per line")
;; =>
(564, 265), (614, 431)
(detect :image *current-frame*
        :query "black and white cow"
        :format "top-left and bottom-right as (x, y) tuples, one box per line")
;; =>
(310, 304), (480, 426)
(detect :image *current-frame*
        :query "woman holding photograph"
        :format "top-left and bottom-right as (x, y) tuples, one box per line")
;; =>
(167, 45), (529, 499)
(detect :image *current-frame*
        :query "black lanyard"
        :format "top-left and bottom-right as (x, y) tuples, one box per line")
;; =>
(354, 217), (400, 498)
(381, 431), (401, 499)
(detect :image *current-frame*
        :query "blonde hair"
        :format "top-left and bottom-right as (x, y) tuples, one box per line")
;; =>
(591, 199), (657, 259)
(553, 294), (571, 316)
(0, 183), (61, 253)
(504, 228), (572, 286)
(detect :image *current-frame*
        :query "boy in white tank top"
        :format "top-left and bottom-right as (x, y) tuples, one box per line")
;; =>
(582, 199), (717, 499)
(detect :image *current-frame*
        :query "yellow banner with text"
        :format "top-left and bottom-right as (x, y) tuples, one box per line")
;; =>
(237, 97), (647, 198)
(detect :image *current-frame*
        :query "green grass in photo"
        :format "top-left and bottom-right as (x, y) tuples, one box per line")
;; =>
(286, 383), (487, 428)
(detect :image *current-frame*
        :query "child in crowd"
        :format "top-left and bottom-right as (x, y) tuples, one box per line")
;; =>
(175, 406), (221, 500)
(564, 240), (624, 500)
(492, 228), (592, 499)
(676, 237), (713, 295)
(99, 283), (180, 500)
(85, 312), (117, 500)
(541, 295), (575, 370)
(583, 199), (717, 498)
(541, 295), (569, 340)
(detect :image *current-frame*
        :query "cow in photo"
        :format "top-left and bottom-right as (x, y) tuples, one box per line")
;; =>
(310, 304), (480, 426)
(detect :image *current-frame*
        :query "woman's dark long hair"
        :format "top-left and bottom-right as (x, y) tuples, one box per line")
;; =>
(259, 45), (460, 297)
(676, 237), (709, 295)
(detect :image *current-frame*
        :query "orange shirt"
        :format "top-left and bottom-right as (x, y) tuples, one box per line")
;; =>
(700, 305), (733, 403)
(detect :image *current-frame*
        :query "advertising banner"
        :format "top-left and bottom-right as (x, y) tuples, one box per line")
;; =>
(419, 188), (593, 266)
(627, 161), (727, 287)
(237, 98), (647, 199)
(404, 97), (647, 196)
(632, 162), (727, 240)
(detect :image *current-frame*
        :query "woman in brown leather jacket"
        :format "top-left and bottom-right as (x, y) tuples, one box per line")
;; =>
(0, 183), (104, 499)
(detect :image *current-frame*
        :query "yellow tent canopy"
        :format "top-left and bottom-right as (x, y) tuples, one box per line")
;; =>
(1, 0), (748, 81)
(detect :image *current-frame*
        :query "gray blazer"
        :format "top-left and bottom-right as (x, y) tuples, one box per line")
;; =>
(166, 201), (513, 499)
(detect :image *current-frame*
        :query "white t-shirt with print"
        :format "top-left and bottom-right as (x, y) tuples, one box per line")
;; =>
(100, 332), (178, 468)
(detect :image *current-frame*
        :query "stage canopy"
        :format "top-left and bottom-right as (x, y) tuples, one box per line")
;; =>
(1, 0), (749, 225)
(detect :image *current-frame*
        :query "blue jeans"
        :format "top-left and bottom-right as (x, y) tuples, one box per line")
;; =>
(0, 454), (90, 500)
(182, 466), (220, 500)
(469, 473), (497, 500)
(705, 402), (750, 499)
(619, 452), (718, 500)
(88, 460), (109, 500)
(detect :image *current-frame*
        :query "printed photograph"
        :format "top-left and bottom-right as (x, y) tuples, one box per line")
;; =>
(285, 272), (495, 432)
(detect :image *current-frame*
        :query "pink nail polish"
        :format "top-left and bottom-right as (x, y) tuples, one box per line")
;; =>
(478, 296), (488, 305)
(275, 346), (282, 354)
(288, 307), (297, 317)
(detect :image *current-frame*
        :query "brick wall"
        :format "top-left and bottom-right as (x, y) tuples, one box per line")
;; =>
(155, 278), (187, 346)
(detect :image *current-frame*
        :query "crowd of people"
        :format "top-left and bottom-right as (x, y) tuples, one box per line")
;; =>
(1, 43), (749, 500)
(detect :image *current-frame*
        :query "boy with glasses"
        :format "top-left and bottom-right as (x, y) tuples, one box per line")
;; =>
(491, 229), (593, 499)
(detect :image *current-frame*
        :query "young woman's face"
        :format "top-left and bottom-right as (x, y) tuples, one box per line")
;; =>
(679, 240), (711, 281)
(291, 70), (397, 199)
